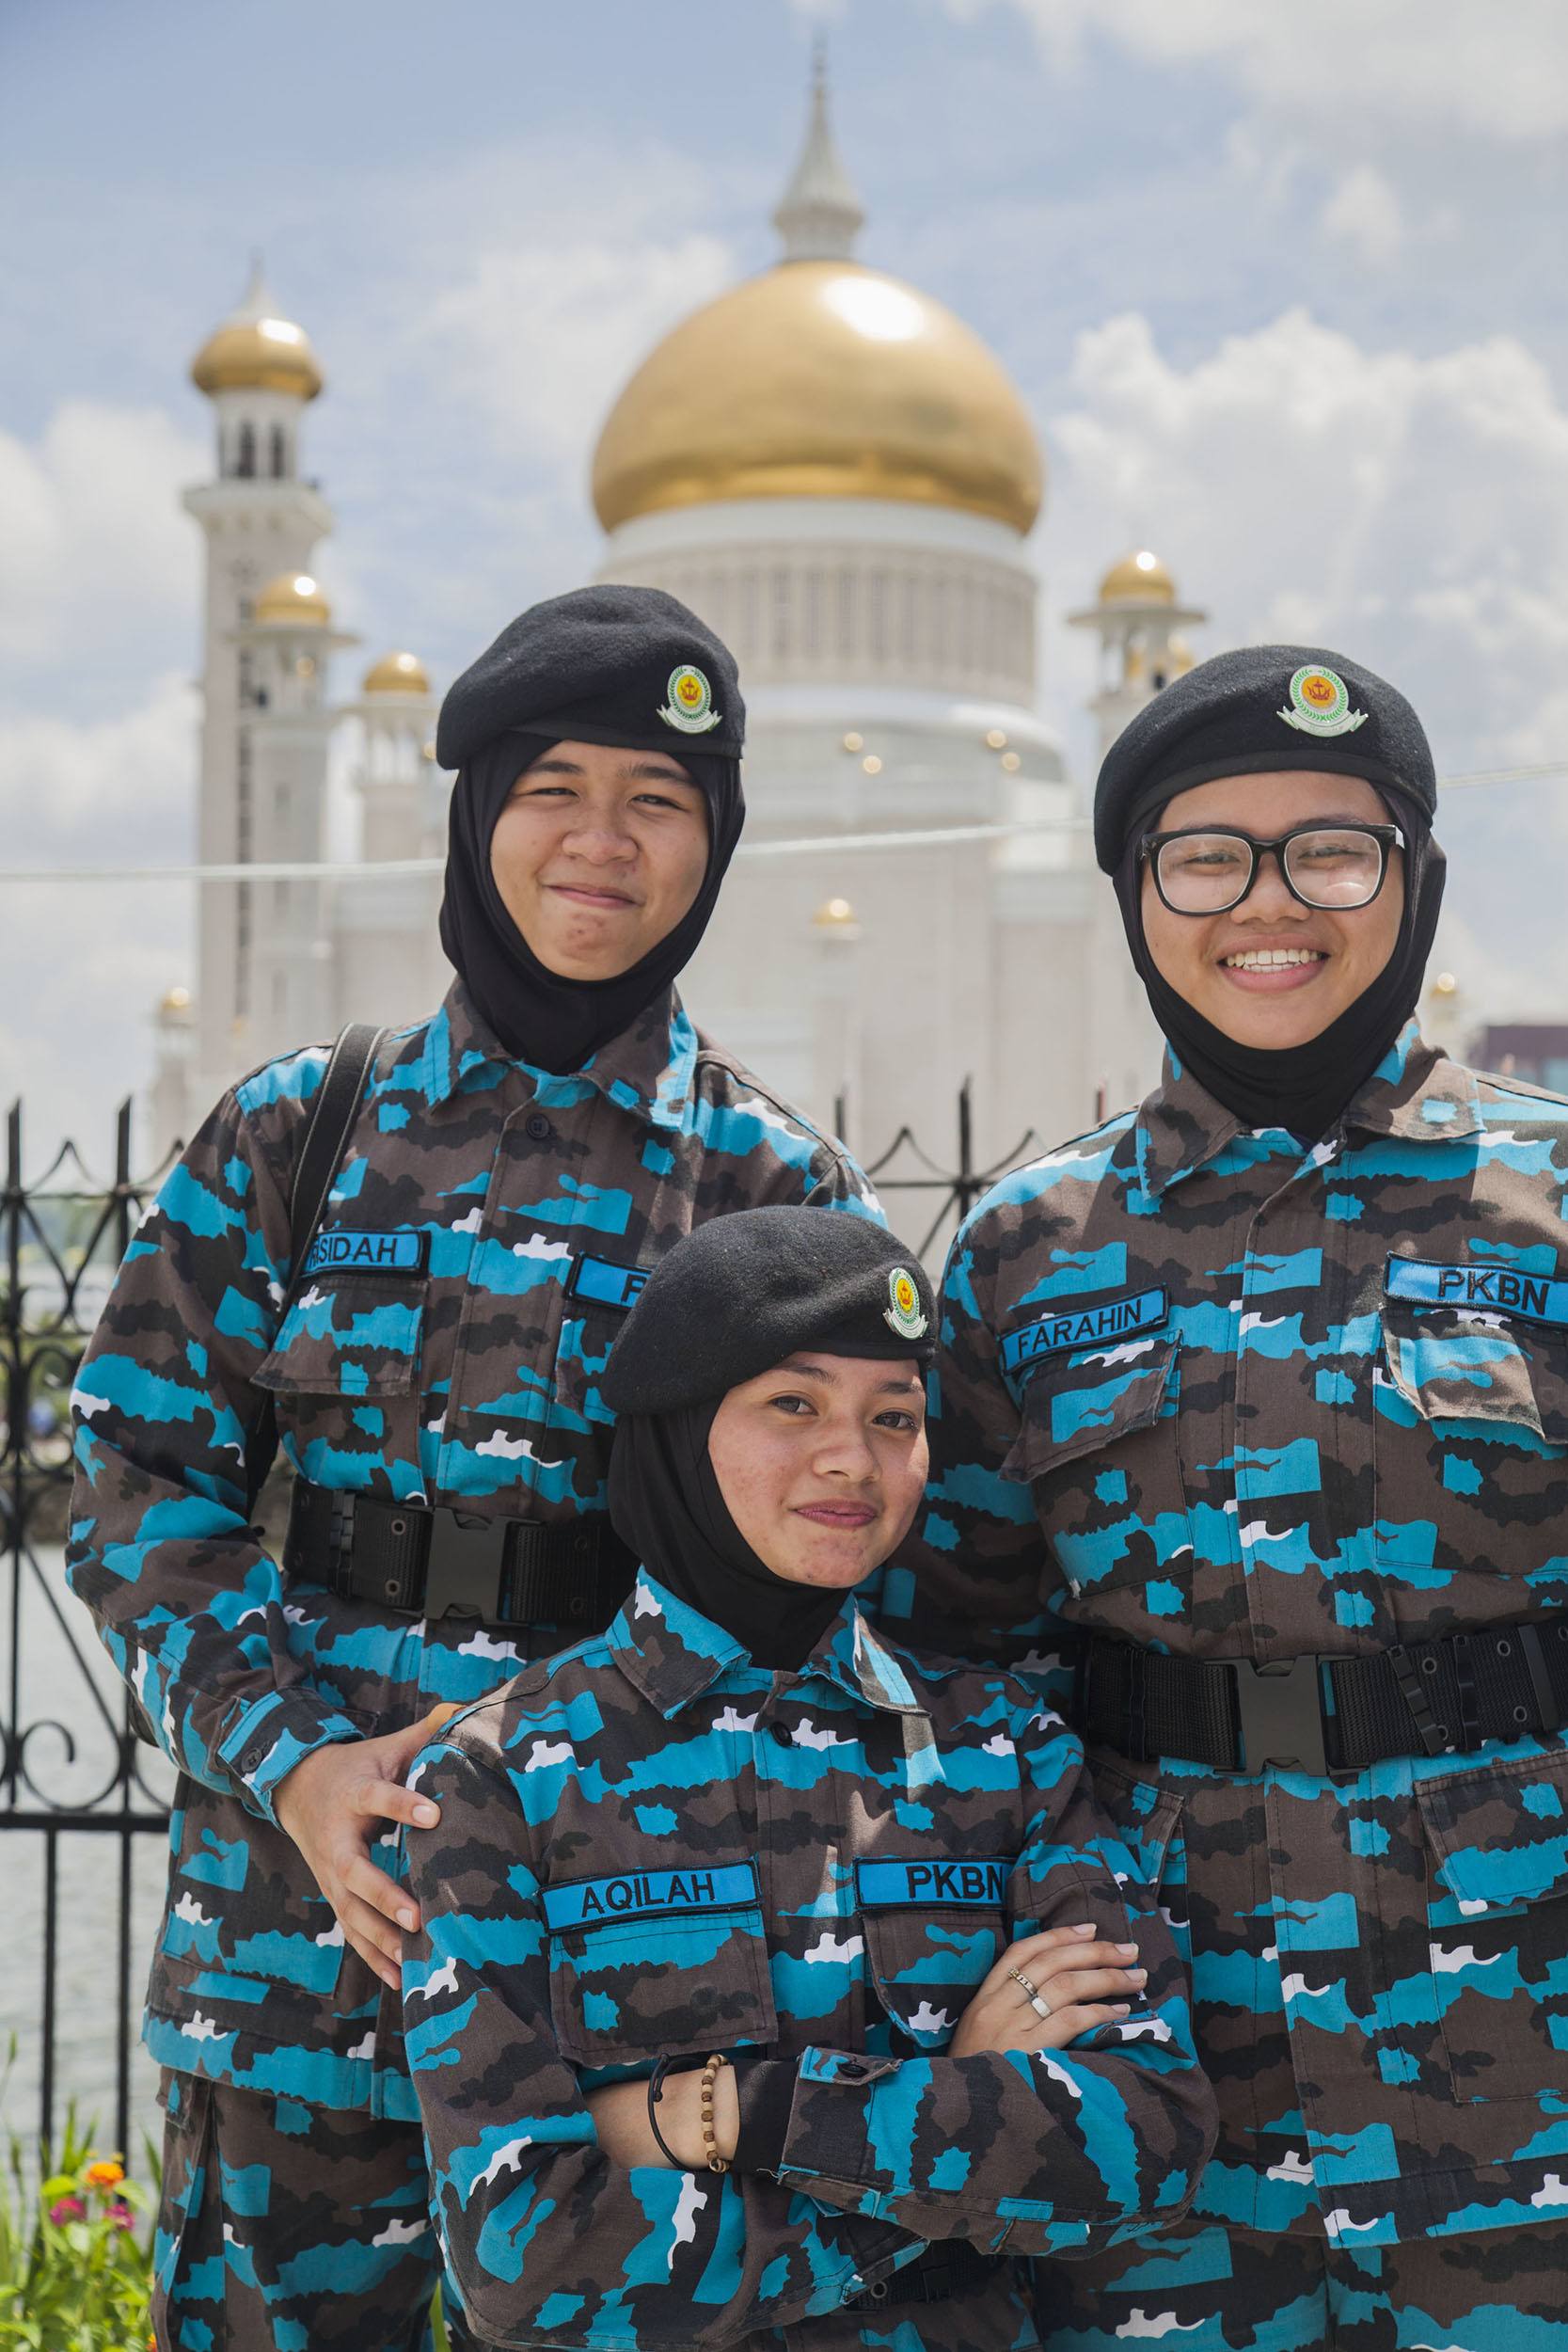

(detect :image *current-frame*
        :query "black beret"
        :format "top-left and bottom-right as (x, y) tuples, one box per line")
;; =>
(1094, 644), (1436, 872)
(601, 1206), (935, 1418)
(436, 583), (745, 770)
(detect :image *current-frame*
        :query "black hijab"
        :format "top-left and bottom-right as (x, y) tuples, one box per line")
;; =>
(601, 1207), (938, 1674)
(1114, 783), (1447, 1140)
(1094, 646), (1447, 1141)
(438, 732), (745, 1074)
(609, 1403), (843, 1672)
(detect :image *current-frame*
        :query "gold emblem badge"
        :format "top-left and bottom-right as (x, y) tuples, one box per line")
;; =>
(884, 1266), (928, 1341)
(1279, 664), (1368, 738)
(658, 663), (721, 735)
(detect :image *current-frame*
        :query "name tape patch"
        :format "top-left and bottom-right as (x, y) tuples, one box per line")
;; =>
(569, 1254), (651, 1314)
(1386, 1258), (1568, 1328)
(1000, 1287), (1169, 1375)
(304, 1229), (428, 1279)
(855, 1858), (1012, 1910)
(543, 1860), (758, 1932)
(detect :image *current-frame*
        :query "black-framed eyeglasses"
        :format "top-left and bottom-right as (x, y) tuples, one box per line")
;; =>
(1140, 822), (1405, 916)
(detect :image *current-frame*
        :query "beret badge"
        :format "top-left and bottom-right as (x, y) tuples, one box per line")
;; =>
(1279, 664), (1368, 739)
(884, 1266), (929, 1341)
(659, 662), (721, 736)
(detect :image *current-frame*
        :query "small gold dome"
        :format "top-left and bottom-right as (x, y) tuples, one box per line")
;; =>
(593, 260), (1043, 536)
(192, 262), (323, 402)
(362, 650), (431, 696)
(255, 571), (331, 626)
(814, 896), (858, 927)
(1100, 549), (1175, 604)
(160, 985), (193, 1014)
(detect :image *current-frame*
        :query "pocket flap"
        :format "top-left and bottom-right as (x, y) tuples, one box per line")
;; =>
(1382, 1300), (1568, 1446)
(1418, 1748), (1568, 1916)
(546, 1867), (779, 2065)
(1002, 1341), (1179, 1484)
(256, 1273), (425, 1398)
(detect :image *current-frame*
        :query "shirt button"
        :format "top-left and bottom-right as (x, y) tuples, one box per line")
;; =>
(525, 1112), (553, 1143)
(771, 1723), (795, 1746)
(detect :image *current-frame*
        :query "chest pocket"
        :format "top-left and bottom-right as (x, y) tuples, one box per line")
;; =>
(1373, 1302), (1568, 1587)
(553, 1255), (653, 1432)
(544, 1859), (779, 2069)
(857, 1856), (1012, 2050)
(1001, 1341), (1194, 1606)
(255, 1274), (426, 1398)
(1419, 1746), (1568, 2104)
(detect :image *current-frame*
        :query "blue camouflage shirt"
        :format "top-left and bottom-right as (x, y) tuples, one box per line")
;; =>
(400, 1570), (1215, 2350)
(68, 980), (878, 2113)
(897, 1022), (1568, 2246)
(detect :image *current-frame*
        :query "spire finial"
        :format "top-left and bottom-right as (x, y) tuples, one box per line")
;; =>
(772, 41), (865, 262)
(236, 252), (276, 323)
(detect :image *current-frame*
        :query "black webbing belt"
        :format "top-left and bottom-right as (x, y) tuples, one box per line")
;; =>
(844, 2242), (1003, 2312)
(283, 1480), (636, 1632)
(1075, 1619), (1568, 1776)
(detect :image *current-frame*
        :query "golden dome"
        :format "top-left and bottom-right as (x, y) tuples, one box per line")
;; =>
(1100, 549), (1175, 604)
(362, 650), (430, 696)
(191, 260), (323, 402)
(814, 896), (858, 928)
(592, 259), (1043, 536)
(255, 571), (332, 626)
(160, 985), (193, 1014)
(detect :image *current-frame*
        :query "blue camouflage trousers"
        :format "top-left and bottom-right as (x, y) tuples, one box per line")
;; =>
(1037, 2219), (1568, 2350)
(151, 2070), (483, 2352)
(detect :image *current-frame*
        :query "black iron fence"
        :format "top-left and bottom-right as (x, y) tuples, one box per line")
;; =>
(1, 1085), (1044, 2156)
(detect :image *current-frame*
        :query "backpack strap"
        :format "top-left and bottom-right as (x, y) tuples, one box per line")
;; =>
(277, 1023), (386, 1325)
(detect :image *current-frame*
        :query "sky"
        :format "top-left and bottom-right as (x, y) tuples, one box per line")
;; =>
(3, 0), (1567, 1160)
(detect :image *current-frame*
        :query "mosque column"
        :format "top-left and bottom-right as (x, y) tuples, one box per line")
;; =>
(241, 572), (356, 1069)
(334, 653), (449, 1028)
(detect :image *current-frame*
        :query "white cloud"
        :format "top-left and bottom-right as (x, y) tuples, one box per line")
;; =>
(423, 232), (733, 469)
(942, 0), (1568, 140)
(0, 402), (203, 685)
(0, 672), (196, 1150)
(0, 669), (196, 850)
(1321, 165), (1404, 267)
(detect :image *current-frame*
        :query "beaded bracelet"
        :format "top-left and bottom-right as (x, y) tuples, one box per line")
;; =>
(699, 2053), (731, 2173)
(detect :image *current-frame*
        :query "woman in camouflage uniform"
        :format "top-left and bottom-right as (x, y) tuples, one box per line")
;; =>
(402, 1207), (1215, 2349)
(69, 588), (879, 2352)
(905, 646), (1568, 2346)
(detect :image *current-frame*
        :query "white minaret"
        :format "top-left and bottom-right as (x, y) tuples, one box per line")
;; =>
(333, 651), (450, 1027)
(167, 262), (333, 1138)
(1069, 550), (1208, 1113)
(1069, 549), (1207, 760)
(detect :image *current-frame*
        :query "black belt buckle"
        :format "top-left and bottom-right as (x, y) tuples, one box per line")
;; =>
(423, 1508), (509, 1621)
(1228, 1655), (1331, 1777)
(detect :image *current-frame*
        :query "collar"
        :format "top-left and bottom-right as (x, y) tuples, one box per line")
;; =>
(1135, 1020), (1483, 1201)
(608, 1569), (929, 1722)
(421, 977), (699, 1132)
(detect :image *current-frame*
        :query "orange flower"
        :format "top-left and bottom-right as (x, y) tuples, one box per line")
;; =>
(86, 2157), (125, 2187)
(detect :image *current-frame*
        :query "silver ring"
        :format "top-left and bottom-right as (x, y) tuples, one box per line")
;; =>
(1008, 1966), (1052, 2020)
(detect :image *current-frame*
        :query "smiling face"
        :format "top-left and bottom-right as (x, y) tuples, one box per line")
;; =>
(1139, 770), (1405, 1050)
(705, 1353), (929, 1591)
(489, 739), (710, 981)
